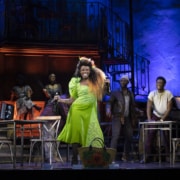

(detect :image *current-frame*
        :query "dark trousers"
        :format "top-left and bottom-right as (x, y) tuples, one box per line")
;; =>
(110, 115), (133, 158)
(145, 114), (170, 158)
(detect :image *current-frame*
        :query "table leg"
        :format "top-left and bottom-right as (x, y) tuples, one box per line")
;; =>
(41, 124), (44, 167)
(169, 124), (172, 164)
(13, 121), (16, 169)
(158, 129), (161, 163)
(20, 125), (24, 167)
(67, 144), (70, 162)
(142, 124), (145, 162)
(172, 140), (175, 164)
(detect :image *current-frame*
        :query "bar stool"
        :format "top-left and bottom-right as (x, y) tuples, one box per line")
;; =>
(172, 138), (180, 164)
(29, 116), (63, 165)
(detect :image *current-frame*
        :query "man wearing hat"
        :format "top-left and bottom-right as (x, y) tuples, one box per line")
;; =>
(106, 75), (137, 162)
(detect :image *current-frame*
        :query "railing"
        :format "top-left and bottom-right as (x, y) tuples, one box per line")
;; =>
(3, 1), (108, 44)
(134, 53), (150, 97)
(0, 0), (150, 96)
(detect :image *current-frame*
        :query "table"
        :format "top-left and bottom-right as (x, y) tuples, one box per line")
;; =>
(30, 116), (63, 165)
(14, 120), (47, 168)
(139, 120), (174, 164)
(0, 119), (49, 168)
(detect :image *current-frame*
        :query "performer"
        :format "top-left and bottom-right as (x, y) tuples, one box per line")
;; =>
(140, 76), (173, 163)
(40, 73), (69, 163)
(53, 56), (106, 165)
(10, 74), (41, 120)
(40, 73), (68, 122)
(106, 75), (137, 162)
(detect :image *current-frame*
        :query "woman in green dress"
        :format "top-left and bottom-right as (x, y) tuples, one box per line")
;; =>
(54, 56), (106, 165)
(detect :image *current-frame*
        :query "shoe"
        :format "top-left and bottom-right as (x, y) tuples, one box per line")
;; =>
(140, 159), (145, 164)
(71, 157), (78, 165)
(121, 154), (127, 162)
(139, 156), (151, 164)
(52, 157), (61, 163)
(71, 160), (78, 165)
(121, 157), (127, 162)
(44, 158), (50, 163)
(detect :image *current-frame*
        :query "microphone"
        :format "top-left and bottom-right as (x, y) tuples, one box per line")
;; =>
(54, 92), (59, 103)
(51, 92), (59, 103)
(105, 77), (111, 94)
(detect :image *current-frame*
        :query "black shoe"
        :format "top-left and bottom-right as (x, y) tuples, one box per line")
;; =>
(45, 158), (50, 163)
(71, 157), (78, 165)
(139, 157), (151, 164)
(71, 160), (78, 165)
(140, 159), (145, 164)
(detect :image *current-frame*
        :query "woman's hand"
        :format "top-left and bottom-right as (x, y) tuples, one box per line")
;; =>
(53, 95), (74, 105)
(51, 95), (61, 103)
(53, 95), (61, 102)
(43, 88), (50, 98)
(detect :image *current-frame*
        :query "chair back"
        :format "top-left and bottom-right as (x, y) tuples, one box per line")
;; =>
(35, 116), (61, 140)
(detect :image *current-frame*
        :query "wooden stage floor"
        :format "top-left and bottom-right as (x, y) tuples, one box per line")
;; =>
(0, 160), (180, 178)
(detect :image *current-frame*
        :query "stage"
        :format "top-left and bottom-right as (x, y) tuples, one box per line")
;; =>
(0, 160), (180, 178)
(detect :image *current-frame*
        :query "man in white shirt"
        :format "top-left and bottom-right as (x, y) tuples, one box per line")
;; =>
(140, 76), (173, 163)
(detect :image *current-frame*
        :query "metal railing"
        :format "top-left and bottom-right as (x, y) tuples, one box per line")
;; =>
(0, 0), (150, 96)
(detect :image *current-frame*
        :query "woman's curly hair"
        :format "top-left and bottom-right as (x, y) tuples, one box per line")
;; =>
(74, 56), (106, 100)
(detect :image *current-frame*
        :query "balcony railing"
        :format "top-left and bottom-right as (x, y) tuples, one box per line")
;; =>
(0, 0), (150, 97)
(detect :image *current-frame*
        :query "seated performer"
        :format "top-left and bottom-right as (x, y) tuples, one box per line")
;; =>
(10, 73), (41, 120)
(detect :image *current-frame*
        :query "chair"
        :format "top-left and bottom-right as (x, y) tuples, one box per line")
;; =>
(29, 116), (63, 165)
(0, 122), (14, 163)
(0, 138), (13, 163)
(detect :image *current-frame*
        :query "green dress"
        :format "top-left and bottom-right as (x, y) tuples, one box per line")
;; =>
(57, 77), (104, 147)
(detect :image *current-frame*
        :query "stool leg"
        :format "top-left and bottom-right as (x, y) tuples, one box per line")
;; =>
(49, 143), (52, 165)
(172, 141), (175, 164)
(8, 143), (13, 162)
(29, 141), (38, 165)
(56, 142), (63, 163)
(29, 142), (33, 164)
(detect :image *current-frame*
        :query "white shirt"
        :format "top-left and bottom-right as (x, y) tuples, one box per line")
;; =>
(148, 90), (173, 118)
(124, 95), (130, 117)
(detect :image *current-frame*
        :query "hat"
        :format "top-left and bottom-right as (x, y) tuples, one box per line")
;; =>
(120, 75), (129, 82)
